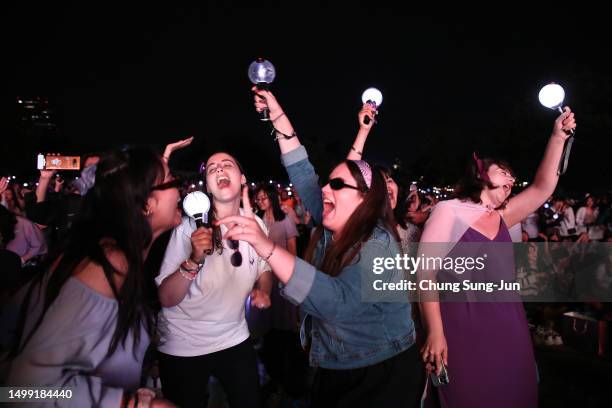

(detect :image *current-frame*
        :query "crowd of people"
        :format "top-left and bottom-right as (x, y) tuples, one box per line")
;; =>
(0, 86), (610, 408)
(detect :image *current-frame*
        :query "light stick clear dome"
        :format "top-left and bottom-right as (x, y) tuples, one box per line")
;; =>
(248, 58), (276, 84)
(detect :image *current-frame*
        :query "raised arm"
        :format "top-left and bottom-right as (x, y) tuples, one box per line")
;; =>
(346, 103), (376, 160)
(252, 87), (323, 225)
(504, 107), (576, 228)
(35, 170), (56, 203)
(162, 136), (194, 164)
(252, 87), (301, 155)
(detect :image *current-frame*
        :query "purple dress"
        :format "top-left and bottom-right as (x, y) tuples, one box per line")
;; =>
(430, 219), (538, 408)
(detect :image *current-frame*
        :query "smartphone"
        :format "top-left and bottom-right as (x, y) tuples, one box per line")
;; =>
(430, 362), (449, 387)
(37, 154), (81, 171)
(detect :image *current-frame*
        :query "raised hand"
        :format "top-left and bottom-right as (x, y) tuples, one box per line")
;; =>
(358, 103), (377, 130)
(251, 86), (284, 120)
(163, 136), (195, 163)
(552, 106), (576, 140)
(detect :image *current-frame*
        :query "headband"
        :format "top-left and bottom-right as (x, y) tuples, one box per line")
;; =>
(352, 160), (372, 189)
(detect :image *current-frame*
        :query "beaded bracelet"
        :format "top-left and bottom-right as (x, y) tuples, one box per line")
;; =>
(179, 269), (198, 281)
(180, 260), (198, 273)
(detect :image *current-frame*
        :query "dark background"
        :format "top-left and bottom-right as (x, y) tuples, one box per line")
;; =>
(3, 5), (611, 193)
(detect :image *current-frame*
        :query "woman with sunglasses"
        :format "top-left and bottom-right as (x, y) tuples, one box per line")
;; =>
(155, 152), (272, 408)
(216, 88), (423, 407)
(7, 146), (180, 407)
(418, 108), (576, 408)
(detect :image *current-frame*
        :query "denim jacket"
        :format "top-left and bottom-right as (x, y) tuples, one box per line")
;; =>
(280, 146), (415, 369)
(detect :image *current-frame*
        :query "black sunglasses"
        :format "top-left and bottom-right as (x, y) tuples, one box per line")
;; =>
(329, 178), (360, 191)
(227, 239), (242, 267)
(151, 177), (183, 191)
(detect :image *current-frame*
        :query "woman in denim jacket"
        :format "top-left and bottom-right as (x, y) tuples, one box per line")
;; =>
(217, 89), (423, 407)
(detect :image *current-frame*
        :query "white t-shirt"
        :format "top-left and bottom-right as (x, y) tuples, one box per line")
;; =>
(521, 212), (540, 239)
(558, 207), (576, 237)
(155, 209), (269, 357)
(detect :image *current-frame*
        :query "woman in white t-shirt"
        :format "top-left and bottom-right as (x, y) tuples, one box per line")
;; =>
(155, 152), (272, 408)
(576, 195), (601, 239)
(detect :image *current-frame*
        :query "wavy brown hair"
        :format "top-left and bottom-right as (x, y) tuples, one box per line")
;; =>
(304, 160), (398, 277)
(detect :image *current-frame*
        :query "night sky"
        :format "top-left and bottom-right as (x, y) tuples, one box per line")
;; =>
(4, 5), (611, 194)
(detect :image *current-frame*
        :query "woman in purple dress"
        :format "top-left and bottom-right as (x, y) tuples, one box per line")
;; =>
(419, 107), (576, 407)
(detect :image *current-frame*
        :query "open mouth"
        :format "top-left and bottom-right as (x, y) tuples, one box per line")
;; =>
(322, 197), (335, 217)
(217, 176), (230, 188)
(502, 184), (511, 194)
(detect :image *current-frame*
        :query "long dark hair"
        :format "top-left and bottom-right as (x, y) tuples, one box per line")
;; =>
(254, 184), (286, 223)
(4, 186), (23, 213)
(304, 160), (398, 277)
(454, 156), (515, 205)
(12, 146), (164, 358)
(376, 165), (409, 229)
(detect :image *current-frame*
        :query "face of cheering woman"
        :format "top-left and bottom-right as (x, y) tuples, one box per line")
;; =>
(321, 163), (366, 239)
